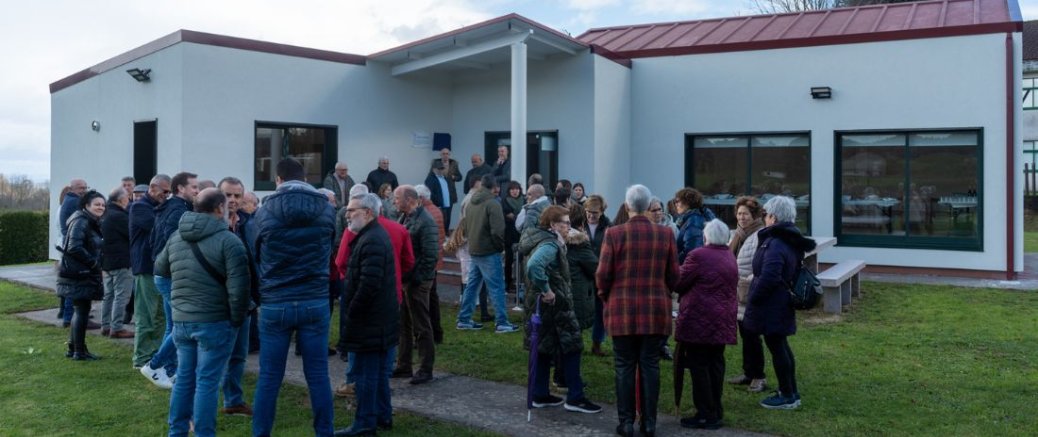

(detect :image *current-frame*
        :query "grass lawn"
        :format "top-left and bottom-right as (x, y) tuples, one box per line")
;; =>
(434, 283), (1038, 437)
(0, 282), (496, 437)
(1025, 232), (1038, 253)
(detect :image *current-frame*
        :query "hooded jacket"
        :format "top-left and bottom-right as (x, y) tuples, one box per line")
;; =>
(154, 212), (251, 326)
(565, 229), (598, 330)
(676, 207), (716, 263)
(461, 187), (505, 256)
(254, 180), (336, 304)
(519, 227), (582, 355)
(743, 222), (816, 336)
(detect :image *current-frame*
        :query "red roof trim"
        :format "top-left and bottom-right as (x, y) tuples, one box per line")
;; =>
(368, 13), (588, 58)
(612, 21), (1020, 59)
(50, 29), (365, 94)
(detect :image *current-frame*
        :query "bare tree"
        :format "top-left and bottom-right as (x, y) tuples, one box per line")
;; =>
(0, 174), (50, 211)
(751, 0), (922, 13)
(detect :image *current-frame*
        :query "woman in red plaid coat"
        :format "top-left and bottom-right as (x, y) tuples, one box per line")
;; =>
(595, 184), (680, 437)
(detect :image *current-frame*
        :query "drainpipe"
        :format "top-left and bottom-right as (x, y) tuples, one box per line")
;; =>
(1006, 32), (1017, 280)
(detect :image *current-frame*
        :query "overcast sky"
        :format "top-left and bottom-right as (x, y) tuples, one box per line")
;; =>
(2, 0), (1036, 183)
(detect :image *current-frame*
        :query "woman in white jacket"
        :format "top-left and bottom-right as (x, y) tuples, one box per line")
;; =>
(726, 196), (768, 392)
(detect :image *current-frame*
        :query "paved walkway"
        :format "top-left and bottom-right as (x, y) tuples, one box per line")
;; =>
(3, 263), (768, 437)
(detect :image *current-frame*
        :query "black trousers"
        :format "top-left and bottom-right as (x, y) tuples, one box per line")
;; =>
(738, 320), (766, 379)
(612, 335), (666, 429)
(684, 343), (726, 421)
(68, 298), (92, 353)
(430, 278), (443, 343)
(764, 335), (798, 395)
(439, 206), (452, 233)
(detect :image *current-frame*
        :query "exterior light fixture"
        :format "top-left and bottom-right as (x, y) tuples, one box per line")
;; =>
(91, 121), (101, 132)
(810, 86), (832, 99)
(126, 68), (151, 82)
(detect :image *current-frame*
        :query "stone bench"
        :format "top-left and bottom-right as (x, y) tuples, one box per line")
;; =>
(817, 260), (866, 314)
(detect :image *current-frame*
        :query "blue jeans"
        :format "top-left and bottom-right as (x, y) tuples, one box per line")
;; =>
(168, 321), (236, 437)
(150, 276), (177, 375)
(221, 314), (251, 408)
(252, 300), (333, 437)
(61, 297), (74, 324)
(344, 346), (396, 386)
(351, 348), (394, 430)
(457, 253), (510, 327)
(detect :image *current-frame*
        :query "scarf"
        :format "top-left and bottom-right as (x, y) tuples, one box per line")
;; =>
(729, 218), (764, 256)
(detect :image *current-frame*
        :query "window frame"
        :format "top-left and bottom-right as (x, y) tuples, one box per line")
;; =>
(833, 128), (984, 251)
(1024, 77), (1038, 110)
(684, 131), (812, 234)
(253, 121), (338, 191)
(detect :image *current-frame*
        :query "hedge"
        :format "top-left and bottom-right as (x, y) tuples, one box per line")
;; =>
(0, 210), (49, 265)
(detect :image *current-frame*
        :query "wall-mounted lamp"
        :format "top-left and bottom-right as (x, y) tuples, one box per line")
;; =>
(810, 86), (832, 99)
(126, 68), (151, 82)
(91, 121), (101, 132)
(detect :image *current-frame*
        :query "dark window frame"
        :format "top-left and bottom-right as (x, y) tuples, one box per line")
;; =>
(684, 131), (812, 235)
(253, 121), (338, 191)
(833, 127), (984, 251)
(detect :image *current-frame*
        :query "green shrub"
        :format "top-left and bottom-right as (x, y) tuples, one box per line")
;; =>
(0, 210), (49, 265)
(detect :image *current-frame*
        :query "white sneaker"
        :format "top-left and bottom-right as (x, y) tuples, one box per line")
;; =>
(140, 363), (173, 389)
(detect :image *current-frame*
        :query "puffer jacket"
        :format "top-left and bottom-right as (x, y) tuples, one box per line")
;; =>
(674, 244), (738, 345)
(676, 207), (716, 263)
(151, 195), (193, 262)
(462, 188), (505, 256)
(519, 227), (583, 355)
(743, 222), (816, 336)
(254, 181), (336, 304)
(565, 229), (598, 330)
(154, 212), (251, 326)
(400, 205), (440, 283)
(341, 219), (399, 353)
(736, 230), (761, 311)
(100, 201), (130, 271)
(57, 210), (104, 300)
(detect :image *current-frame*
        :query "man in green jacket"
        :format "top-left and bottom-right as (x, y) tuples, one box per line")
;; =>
(155, 187), (250, 437)
(456, 175), (518, 333)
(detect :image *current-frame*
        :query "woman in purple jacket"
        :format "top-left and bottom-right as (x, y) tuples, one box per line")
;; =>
(673, 219), (738, 430)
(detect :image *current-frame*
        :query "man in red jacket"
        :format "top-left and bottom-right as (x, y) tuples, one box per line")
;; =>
(595, 184), (679, 437)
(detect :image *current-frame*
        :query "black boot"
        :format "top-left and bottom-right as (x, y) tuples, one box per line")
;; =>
(65, 341), (74, 358)
(72, 344), (99, 361)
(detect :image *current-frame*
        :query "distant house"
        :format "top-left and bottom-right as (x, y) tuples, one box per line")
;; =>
(50, 0), (1025, 277)
(1022, 20), (1038, 186)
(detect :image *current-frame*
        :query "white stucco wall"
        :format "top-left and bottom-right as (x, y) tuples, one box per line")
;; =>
(630, 33), (1021, 272)
(49, 45), (185, 259)
(592, 56), (632, 207)
(179, 43), (453, 194)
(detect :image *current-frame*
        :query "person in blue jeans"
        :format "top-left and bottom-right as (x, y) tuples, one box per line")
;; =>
(141, 172), (199, 387)
(251, 159), (336, 436)
(153, 188), (251, 437)
(337, 193), (400, 436)
(456, 175), (518, 333)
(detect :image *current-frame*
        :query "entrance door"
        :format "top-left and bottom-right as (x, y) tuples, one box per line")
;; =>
(484, 130), (558, 188)
(133, 120), (157, 183)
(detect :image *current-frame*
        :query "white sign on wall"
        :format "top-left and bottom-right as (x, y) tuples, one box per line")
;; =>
(412, 131), (432, 148)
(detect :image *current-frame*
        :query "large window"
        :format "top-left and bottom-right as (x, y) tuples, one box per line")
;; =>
(254, 122), (337, 191)
(835, 129), (981, 250)
(1024, 78), (1038, 110)
(685, 132), (811, 232)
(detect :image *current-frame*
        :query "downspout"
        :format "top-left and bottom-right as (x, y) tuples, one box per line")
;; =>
(1006, 32), (1017, 280)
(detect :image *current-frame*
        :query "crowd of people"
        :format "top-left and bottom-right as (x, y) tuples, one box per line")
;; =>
(55, 147), (812, 436)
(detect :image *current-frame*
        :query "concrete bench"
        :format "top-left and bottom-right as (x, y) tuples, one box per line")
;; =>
(817, 260), (866, 314)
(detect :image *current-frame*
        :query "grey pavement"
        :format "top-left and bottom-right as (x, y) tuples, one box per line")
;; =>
(4, 264), (768, 437)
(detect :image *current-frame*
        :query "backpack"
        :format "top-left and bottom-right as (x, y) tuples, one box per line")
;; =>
(788, 261), (822, 310)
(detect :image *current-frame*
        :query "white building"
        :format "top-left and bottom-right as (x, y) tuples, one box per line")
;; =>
(51, 0), (1024, 277)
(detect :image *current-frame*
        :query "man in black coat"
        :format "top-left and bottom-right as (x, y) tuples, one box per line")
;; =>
(337, 193), (399, 436)
(365, 156), (399, 193)
(391, 185), (440, 385)
(491, 145), (511, 191)
(100, 187), (134, 338)
(464, 154), (491, 195)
